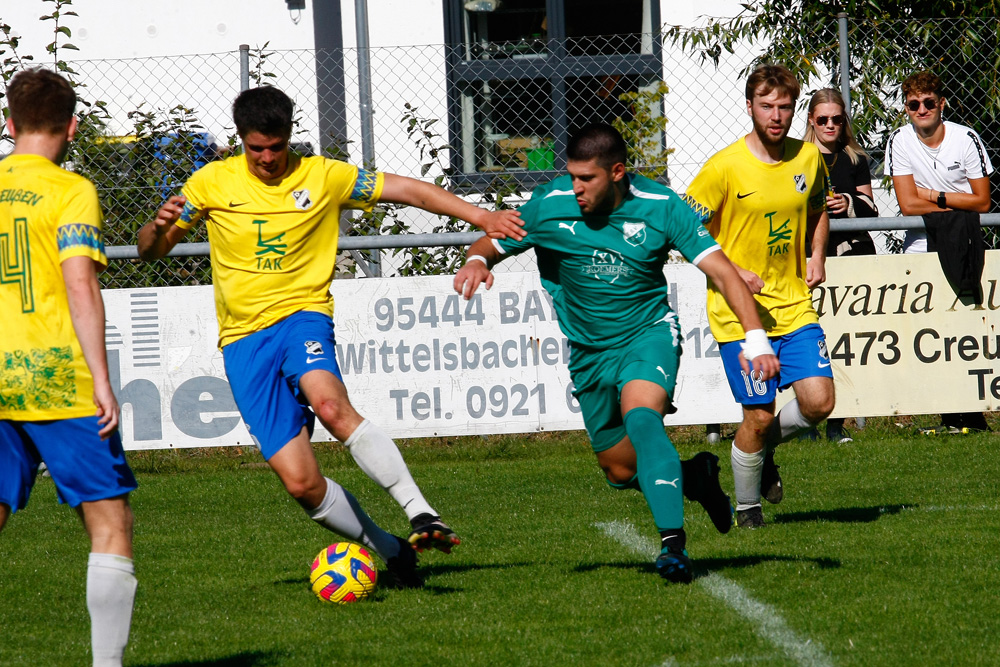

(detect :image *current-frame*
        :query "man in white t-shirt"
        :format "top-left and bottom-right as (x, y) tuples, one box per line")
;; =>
(886, 70), (993, 434)
(885, 70), (992, 253)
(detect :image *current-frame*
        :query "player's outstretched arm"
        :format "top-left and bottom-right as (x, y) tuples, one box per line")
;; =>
(137, 195), (191, 261)
(453, 237), (503, 300)
(806, 210), (828, 288)
(696, 250), (780, 380)
(62, 256), (120, 439)
(379, 173), (524, 240)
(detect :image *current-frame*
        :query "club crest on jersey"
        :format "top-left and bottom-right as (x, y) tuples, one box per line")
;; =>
(622, 221), (647, 247)
(793, 174), (807, 194)
(818, 339), (830, 362)
(292, 189), (313, 210)
(583, 249), (630, 284)
(305, 340), (325, 356)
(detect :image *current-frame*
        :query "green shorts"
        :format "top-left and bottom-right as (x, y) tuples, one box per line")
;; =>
(569, 318), (681, 453)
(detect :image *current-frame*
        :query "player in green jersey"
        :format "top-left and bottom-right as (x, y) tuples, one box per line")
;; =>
(453, 123), (780, 583)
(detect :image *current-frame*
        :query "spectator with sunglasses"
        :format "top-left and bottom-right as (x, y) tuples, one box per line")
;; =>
(886, 71), (992, 254)
(886, 71), (993, 434)
(803, 88), (877, 443)
(804, 88), (878, 257)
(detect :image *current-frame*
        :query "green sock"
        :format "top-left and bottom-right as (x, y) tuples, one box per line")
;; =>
(623, 406), (683, 532)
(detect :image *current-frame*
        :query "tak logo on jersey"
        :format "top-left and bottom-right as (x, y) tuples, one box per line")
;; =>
(793, 173), (807, 194)
(622, 221), (646, 247)
(765, 211), (792, 257)
(253, 219), (287, 270)
(584, 249), (630, 284)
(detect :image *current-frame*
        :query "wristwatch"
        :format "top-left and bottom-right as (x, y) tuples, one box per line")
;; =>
(937, 191), (947, 209)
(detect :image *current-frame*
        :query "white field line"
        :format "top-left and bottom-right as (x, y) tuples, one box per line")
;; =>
(595, 520), (835, 667)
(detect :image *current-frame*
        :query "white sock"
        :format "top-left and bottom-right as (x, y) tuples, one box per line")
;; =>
(87, 553), (137, 667)
(731, 444), (764, 510)
(344, 419), (435, 521)
(765, 399), (815, 446)
(307, 477), (401, 561)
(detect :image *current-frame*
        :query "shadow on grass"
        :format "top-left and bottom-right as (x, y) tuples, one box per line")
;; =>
(773, 503), (909, 524)
(273, 561), (531, 597)
(575, 553), (840, 577)
(693, 553), (841, 573)
(136, 650), (287, 667)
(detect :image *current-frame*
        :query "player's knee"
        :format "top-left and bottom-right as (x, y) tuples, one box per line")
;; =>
(602, 462), (637, 486)
(743, 410), (775, 438)
(312, 397), (356, 435)
(282, 473), (325, 505)
(801, 394), (835, 423)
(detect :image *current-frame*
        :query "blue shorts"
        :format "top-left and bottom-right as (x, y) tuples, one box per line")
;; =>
(719, 323), (833, 406)
(0, 417), (136, 512)
(222, 311), (344, 460)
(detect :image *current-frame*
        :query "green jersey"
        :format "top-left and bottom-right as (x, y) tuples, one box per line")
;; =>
(497, 173), (719, 349)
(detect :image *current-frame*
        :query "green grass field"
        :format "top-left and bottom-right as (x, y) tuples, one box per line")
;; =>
(2, 419), (999, 666)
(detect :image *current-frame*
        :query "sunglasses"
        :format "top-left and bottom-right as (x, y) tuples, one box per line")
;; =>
(815, 115), (845, 127)
(906, 97), (938, 112)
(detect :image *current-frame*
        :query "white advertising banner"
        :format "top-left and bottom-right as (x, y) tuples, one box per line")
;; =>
(105, 251), (1000, 450)
(817, 250), (1000, 417)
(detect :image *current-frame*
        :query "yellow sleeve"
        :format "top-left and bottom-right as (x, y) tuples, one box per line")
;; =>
(56, 178), (107, 269)
(328, 160), (384, 212)
(681, 159), (725, 223)
(177, 166), (210, 231)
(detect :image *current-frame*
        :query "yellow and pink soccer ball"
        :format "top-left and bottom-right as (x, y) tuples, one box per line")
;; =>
(309, 542), (378, 604)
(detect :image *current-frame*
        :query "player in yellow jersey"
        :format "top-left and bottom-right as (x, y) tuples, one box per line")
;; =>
(0, 69), (137, 667)
(683, 64), (835, 529)
(137, 86), (523, 587)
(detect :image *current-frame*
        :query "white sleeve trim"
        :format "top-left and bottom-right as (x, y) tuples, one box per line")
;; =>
(690, 244), (722, 267)
(490, 237), (508, 255)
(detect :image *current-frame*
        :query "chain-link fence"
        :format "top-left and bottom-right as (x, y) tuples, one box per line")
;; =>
(4, 16), (1000, 288)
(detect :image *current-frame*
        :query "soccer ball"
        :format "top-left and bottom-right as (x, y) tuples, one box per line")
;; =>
(310, 542), (378, 604)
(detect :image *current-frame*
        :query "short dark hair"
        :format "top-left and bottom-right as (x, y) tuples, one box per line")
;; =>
(902, 71), (943, 99)
(745, 64), (800, 103)
(567, 123), (627, 168)
(6, 68), (76, 135)
(232, 86), (294, 138)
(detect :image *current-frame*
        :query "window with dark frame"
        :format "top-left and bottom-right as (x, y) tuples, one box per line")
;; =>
(443, 0), (663, 190)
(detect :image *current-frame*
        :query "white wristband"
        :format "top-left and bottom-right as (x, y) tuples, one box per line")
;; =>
(466, 254), (489, 267)
(740, 329), (774, 360)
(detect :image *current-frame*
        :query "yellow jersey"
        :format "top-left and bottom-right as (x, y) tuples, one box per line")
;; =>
(683, 138), (828, 342)
(0, 154), (108, 420)
(177, 154), (384, 347)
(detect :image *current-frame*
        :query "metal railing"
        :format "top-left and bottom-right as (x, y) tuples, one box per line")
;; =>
(5, 18), (1000, 287)
(105, 216), (1000, 262)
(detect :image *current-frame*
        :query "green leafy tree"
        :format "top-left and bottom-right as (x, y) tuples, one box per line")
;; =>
(613, 81), (674, 181)
(1, 0), (217, 286)
(667, 2), (1000, 246)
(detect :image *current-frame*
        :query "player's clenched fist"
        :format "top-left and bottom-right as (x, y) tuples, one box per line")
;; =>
(453, 259), (493, 300)
(153, 195), (187, 233)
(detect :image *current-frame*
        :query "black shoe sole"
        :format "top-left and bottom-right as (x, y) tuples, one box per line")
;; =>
(688, 452), (734, 534)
